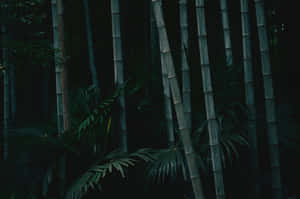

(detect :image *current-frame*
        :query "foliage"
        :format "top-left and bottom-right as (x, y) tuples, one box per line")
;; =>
(145, 102), (248, 184)
(76, 85), (119, 139)
(65, 148), (155, 199)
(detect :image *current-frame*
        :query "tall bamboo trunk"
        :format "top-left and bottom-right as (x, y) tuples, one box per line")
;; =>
(160, 40), (175, 147)
(253, 1), (282, 199)
(1, 23), (9, 160)
(219, 0), (233, 67)
(6, 0), (16, 125)
(57, 0), (70, 131)
(9, 62), (16, 125)
(150, 0), (160, 100)
(83, 0), (100, 154)
(179, 0), (192, 130)
(240, 0), (260, 198)
(144, 0), (150, 98)
(195, 0), (226, 199)
(111, 0), (128, 152)
(51, 0), (64, 135)
(152, 1), (205, 198)
(150, 1), (159, 75)
(153, 0), (175, 147)
(83, 0), (99, 91)
(51, 0), (69, 198)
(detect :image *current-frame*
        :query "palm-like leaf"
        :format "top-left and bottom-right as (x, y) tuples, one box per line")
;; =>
(194, 103), (248, 167)
(76, 87), (120, 137)
(65, 148), (154, 199)
(146, 103), (248, 184)
(145, 146), (187, 184)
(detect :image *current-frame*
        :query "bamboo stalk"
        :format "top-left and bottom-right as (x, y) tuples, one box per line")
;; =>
(83, 0), (99, 91)
(152, 1), (205, 198)
(57, 0), (70, 131)
(152, 0), (175, 147)
(160, 39), (175, 147)
(144, 0), (151, 98)
(195, 0), (226, 199)
(51, 0), (69, 197)
(240, 0), (260, 198)
(219, 0), (233, 66)
(51, 0), (64, 135)
(179, 0), (192, 130)
(1, 23), (9, 160)
(253, 1), (283, 199)
(9, 62), (16, 124)
(83, 0), (100, 153)
(111, 0), (128, 152)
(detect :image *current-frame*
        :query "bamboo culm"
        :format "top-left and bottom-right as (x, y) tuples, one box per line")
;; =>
(51, 0), (69, 197)
(83, 0), (99, 91)
(57, 0), (70, 131)
(111, 0), (128, 152)
(195, 0), (226, 199)
(51, 0), (64, 135)
(9, 62), (16, 124)
(254, 0), (283, 199)
(1, 23), (9, 160)
(160, 41), (176, 147)
(179, 0), (192, 130)
(240, 0), (260, 198)
(219, 0), (233, 66)
(152, 1), (206, 198)
(152, 0), (175, 147)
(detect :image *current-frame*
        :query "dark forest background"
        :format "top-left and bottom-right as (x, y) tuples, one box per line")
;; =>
(0, 0), (297, 199)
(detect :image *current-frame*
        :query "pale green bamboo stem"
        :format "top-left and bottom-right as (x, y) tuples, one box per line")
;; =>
(51, 0), (68, 197)
(179, 0), (192, 130)
(153, 0), (175, 147)
(160, 41), (176, 147)
(219, 0), (233, 66)
(9, 62), (16, 124)
(83, 0), (99, 90)
(240, 0), (260, 198)
(152, 1), (206, 198)
(1, 23), (9, 160)
(195, 0), (226, 199)
(51, 0), (64, 135)
(254, 0), (283, 199)
(111, 0), (128, 152)
(57, 0), (70, 131)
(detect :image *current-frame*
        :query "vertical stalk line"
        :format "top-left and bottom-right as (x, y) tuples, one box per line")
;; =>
(57, 0), (70, 131)
(83, 0), (99, 90)
(83, 0), (100, 154)
(51, 0), (69, 198)
(254, 0), (283, 199)
(219, 0), (233, 66)
(51, 0), (64, 135)
(111, 0), (128, 152)
(9, 62), (16, 124)
(160, 37), (175, 147)
(144, 0), (150, 98)
(152, 1), (205, 198)
(155, 0), (175, 147)
(195, 0), (226, 199)
(240, 0), (260, 198)
(179, 0), (192, 130)
(1, 22), (9, 160)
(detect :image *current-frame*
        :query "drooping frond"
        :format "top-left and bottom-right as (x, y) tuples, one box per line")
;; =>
(76, 87), (121, 139)
(65, 148), (154, 199)
(193, 103), (249, 167)
(145, 146), (187, 184)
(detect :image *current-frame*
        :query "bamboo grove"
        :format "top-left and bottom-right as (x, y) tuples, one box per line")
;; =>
(0, 0), (293, 199)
